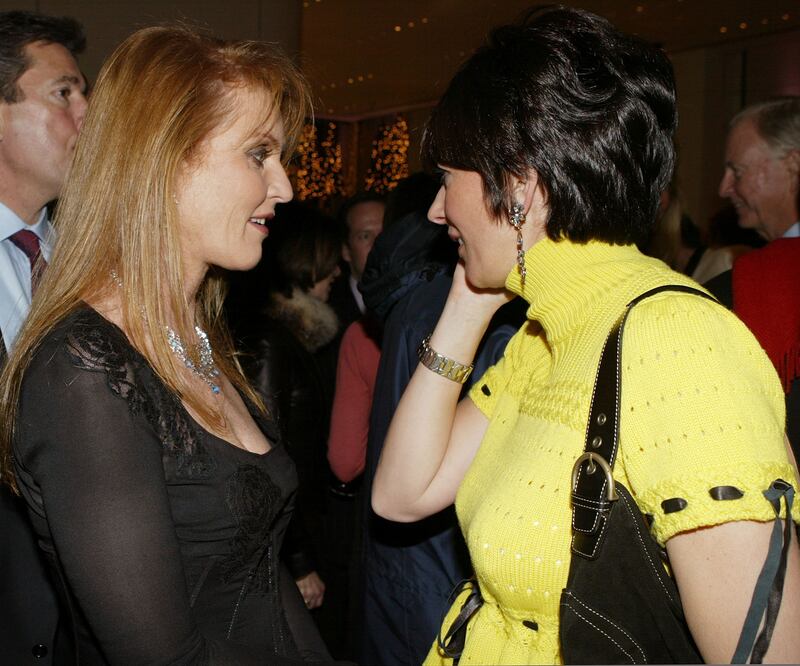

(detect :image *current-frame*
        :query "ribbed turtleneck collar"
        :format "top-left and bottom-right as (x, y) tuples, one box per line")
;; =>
(504, 237), (658, 342)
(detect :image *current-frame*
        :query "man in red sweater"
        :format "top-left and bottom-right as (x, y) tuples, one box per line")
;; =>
(707, 96), (800, 460)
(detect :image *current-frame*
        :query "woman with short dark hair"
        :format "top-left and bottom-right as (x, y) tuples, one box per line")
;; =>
(373, 7), (800, 664)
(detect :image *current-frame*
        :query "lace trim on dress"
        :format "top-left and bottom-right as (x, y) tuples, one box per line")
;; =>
(64, 312), (215, 479)
(221, 463), (283, 593)
(222, 464), (297, 656)
(58, 310), (299, 657)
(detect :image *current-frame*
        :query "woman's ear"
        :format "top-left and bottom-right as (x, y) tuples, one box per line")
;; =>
(510, 169), (547, 215)
(509, 169), (549, 249)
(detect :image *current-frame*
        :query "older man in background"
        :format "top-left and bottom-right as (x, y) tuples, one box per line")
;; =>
(0, 10), (87, 663)
(706, 96), (800, 460)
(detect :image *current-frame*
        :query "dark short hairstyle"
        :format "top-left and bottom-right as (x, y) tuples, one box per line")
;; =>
(269, 202), (341, 296)
(0, 10), (86, 103)
(337, 191), (386, 241)
(422, 5), (677, 246)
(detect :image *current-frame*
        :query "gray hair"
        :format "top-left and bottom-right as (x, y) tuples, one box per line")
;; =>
(731, 96), (800, 157)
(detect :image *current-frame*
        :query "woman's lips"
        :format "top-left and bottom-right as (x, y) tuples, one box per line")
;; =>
(248, 217), (269, 235)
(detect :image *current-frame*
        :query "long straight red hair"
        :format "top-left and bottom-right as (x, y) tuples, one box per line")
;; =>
(0, 26), (311, 491)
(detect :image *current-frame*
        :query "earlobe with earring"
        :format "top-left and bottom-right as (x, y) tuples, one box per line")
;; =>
(509, 202), (527, 285)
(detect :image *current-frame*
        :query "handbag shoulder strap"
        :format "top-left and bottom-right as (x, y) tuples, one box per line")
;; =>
(571, 284), (714, 552)
(568, 283), (795, 664)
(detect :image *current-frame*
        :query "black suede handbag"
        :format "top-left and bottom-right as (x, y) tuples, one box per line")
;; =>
(561, 285), (795, 665)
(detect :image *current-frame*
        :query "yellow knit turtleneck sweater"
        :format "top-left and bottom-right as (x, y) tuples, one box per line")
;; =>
(426, 238), (796, 666)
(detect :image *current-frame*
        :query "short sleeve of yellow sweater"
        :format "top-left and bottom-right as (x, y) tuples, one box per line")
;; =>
(619, 293), (799, 545)
(469, 320), (543, 417)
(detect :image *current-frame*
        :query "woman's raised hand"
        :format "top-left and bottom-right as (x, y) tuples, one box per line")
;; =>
(448, 260), (513, 319)
(372, 261), (499, 522)
(431, 261), (514, 352)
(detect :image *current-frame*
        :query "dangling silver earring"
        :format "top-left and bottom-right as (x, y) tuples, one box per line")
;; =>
(509, 202), (527, 285)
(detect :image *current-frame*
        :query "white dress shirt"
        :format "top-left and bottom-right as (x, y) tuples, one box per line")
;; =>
(350, 274), (366, 314)
(0, 202), (54, 351)
(783, 221), (800, 238)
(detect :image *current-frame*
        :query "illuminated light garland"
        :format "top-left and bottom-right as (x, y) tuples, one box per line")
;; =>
(288, 121), (345, 200)
(364, 115), (410, 193)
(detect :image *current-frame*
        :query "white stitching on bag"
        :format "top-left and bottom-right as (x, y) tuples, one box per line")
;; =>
(619, 492), (674, 602)
(563, 590), (647, 663)
(561, 593), (642, 664)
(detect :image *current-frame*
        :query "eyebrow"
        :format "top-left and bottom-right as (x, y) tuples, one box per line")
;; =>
(263, 133), (282, 149)
(53, 74), (87, 93)
(253, 130), (286, 156)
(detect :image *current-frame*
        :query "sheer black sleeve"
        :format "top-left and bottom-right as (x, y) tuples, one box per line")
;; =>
(13, 323), (324, 665)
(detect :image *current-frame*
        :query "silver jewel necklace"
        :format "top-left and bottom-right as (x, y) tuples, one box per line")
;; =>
(166, 325), (221, 394)
(110, 269), (221, 394)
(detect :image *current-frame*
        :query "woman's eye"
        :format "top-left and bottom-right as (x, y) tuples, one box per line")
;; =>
(249, 148), (269, 165)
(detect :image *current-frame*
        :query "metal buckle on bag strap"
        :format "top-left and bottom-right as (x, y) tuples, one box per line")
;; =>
(571, 453), (618, 502)
(571, 318), (624, 542)
(570, 285), (716, 559)
(571, 451), (619, 559)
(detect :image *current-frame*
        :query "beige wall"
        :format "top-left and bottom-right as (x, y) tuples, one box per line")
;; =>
(0, 0), (301, 80)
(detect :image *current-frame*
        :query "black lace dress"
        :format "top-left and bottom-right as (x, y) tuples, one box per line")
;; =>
(12, 306), (332, 664)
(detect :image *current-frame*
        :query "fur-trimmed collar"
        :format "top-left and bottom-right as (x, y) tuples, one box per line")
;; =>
(266, 288), (339, 353)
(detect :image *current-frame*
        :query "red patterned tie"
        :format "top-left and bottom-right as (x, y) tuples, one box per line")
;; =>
(9, 229), (47, 295)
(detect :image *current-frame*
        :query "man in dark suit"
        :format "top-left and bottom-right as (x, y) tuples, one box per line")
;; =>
(706, 97), (800, 459)
(0, 11), (87, 663)
(328, 193), (385, 330)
